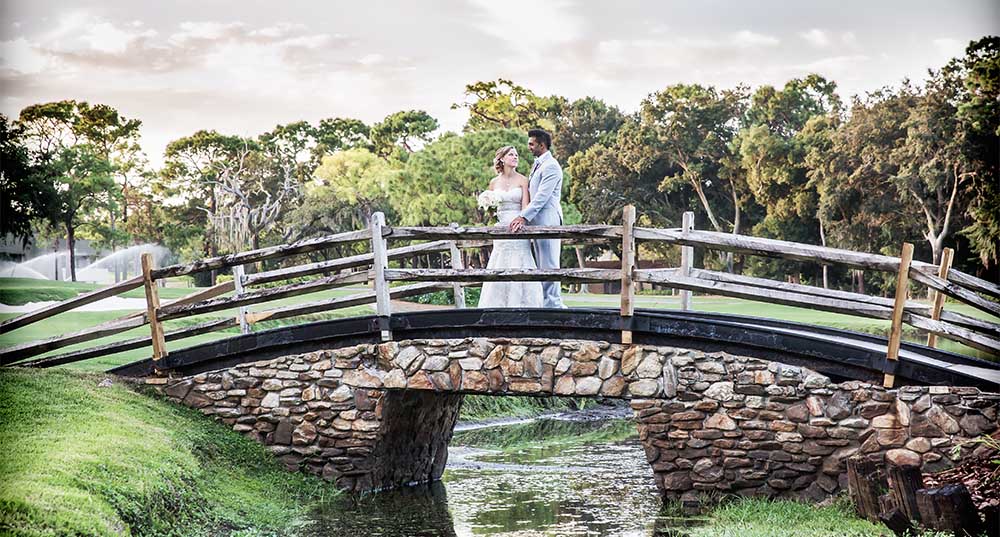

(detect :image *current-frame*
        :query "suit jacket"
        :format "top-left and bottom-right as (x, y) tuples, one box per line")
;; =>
(520, 151), (563, 225)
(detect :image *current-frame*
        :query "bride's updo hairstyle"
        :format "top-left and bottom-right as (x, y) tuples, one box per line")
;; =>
(493, 145), (515, 174)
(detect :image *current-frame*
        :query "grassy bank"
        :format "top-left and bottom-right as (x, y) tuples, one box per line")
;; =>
(0, 368), (338, 536)
(680, 497), (894, 537)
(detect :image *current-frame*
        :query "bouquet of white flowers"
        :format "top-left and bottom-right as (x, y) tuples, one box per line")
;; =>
(476, 190), (502, 221)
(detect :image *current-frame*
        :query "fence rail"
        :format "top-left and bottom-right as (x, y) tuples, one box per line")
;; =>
(1, 205), (997, 388)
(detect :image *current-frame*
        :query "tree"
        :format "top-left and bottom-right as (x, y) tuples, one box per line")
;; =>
(313, 117), (371, 165)
(890, 68), (972, 265)
(390, 129), (532, 226)
(452, 79), (565, 132)
(736, 75), (841, 282)
(621, 84), (750, 271)
(370, 110), (438, 158)
(0, 115), (51, 246)
(553, 96), (625, 163)
(312, 148), (394, 227)
(162, 130), (246, 283)
(955, 36), (1000, 270)
(42, 145), (116, 281)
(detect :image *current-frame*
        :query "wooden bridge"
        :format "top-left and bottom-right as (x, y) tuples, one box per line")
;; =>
(2, 206), (997, 388)
(3, 207), (999, 501)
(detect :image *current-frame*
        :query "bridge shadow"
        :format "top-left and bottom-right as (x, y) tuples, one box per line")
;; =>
(304, 481), (457, 537)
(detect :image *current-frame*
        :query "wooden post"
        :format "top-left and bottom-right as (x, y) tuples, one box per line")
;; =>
(926, 247), (954, 348)
(620, 205), (636, 345)
(847, 456), (887, 522)
(916, 484), (983, 536)
(680, 211), (694, 311)
(141, 253), (168, 363)
(370, 212), (392, 341)
(884, 242), (914, 388)
(886, 463), (923, 524)
(232, 264), (250, 334)
(448, 239), (466, 309)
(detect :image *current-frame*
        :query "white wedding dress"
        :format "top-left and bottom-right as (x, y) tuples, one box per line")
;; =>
(477, 187), (544, 308)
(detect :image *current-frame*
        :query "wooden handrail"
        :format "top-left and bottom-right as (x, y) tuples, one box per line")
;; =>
(150, 229), (374, 280)
(0, 275), (144, 335)
(384, 268), (621, 283)
(388, 224), (621, 241)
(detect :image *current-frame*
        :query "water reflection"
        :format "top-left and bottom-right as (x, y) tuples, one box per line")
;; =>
(305, 415), (704, 536)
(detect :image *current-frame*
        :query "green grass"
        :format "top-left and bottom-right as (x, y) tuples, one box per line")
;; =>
(676, 496), (888, 537)
(458, 395), (587, 421)
(0, 367), (339, 536)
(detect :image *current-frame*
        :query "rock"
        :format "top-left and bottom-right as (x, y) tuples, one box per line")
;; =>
(407, 371), (435, 390)
(805, 396), (824, 417)
(342, 368), (383, 388)
(597, 357), (619, 379)
(885, 448), (921, 467)
(839, 418), (868, 429)
(909, 414), (944, 437)
(775, 432), (804, 443)
(696, 361), (726, 375)
(292, 422), (317, 445)
(636, 355), (662, 378)
(484, 345), (506, 368)
(911, 394), (932, 413)
(458, 357), (484, 370)
(786, 403), (810, 423)
(540, 346), (562, 365)
(894, 399), (911, 426)
(693, 459), (723, 481)
(330, 385), (353, 402)
(554, 357), (573, 375)
(572, 342), (601, 362)
(569, 361), (597, 377)
(871, 414), (899, 429)
(876, 428), (907, 447)
(905, 437), (932, 453)
(261, 379), (283, 391)
(926, 406), (960, 434)
(704, 382), (735, 402)
(575, 377), (602, 395)
(662, 471), (693, 490)
(383, 369), (407, 389)
(959, 412), (995, 436)
(461, 371), (489, 391)
(621, 346), (642, 375)
(554, 375), (576, 395)
(394, 346), (423, 370)
(261, 392), (280, 408)
(421, 355), (450, 371)
(600, 377), (626, 397)
(629, 379), (659, 397)
(705, 413), (737, 430)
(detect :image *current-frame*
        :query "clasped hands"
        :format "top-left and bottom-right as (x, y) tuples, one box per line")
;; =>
(508, 216), (528, 233)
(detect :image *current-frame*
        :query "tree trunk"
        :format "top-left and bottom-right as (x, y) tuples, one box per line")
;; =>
(208, 186), (219, 286)
(66, 222), (77, 282)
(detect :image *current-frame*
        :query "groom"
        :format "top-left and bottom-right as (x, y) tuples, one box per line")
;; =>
(509, 128), (565, 308)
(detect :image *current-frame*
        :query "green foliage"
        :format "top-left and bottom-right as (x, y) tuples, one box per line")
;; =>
(0, 115), (49, 245)
(312, 147), (395, 221)
(390, 128), (532, 225)
(552, 96), (625, 162)
(370, 110), (438, 158)
(458, 395), (578, 421)
(687, 496), (887, 537)
(0, 368), (337, 536)
(452, 78), (565, 132)
(402, 287), (482, 306)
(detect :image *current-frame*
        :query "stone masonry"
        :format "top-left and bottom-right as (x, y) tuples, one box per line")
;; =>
(154, 337), (999, 499)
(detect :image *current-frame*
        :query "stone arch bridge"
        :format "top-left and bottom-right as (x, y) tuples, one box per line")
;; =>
(113, 309), (1000, 501)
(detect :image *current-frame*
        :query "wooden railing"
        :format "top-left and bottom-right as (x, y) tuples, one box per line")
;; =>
(1, 206), (998, 389)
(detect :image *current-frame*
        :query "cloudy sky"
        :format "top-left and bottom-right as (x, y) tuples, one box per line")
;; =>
(1, 1), (997, 164)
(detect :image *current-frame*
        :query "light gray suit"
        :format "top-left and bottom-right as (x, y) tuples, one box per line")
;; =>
(520, 151), (564, 308)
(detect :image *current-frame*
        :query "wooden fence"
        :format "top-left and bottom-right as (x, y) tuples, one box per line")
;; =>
(1, 206), (998, 388)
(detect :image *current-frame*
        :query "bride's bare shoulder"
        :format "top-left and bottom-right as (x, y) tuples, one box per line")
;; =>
(515, 173), (529, 185)
(488, 175), (501, 189)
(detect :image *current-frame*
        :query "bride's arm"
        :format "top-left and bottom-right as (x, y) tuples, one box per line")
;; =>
(519, 177), (530, 210)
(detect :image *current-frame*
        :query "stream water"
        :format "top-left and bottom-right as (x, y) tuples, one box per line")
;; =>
(304, 408), (704, 536)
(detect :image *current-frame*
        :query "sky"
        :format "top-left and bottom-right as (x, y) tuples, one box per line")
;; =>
(1, 1), (997, 165)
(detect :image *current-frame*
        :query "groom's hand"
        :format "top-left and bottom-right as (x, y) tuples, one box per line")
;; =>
(509, 216), (527, 233)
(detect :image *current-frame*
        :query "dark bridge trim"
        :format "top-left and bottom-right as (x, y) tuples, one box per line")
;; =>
(111, 309), (1000, 390)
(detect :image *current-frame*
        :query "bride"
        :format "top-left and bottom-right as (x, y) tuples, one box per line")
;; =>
(476, 146), (544, 308)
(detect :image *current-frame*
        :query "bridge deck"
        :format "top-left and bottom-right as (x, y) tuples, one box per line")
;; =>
(111, 309), (1000, 391)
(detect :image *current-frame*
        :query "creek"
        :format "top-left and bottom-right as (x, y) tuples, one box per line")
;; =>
(303, 406), (706, 536)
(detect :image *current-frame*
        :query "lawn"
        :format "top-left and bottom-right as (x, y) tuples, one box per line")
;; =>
(0, 367), (339, 536)
(0, 278), (995, 372)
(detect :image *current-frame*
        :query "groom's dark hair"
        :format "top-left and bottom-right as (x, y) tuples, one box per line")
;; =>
(528, 128), (551, 149)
